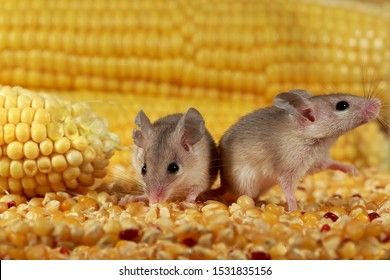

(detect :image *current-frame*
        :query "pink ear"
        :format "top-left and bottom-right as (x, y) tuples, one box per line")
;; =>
(175, 108), (205, 151)
(300, 108), (315, 122)
(273, 90), (315, 123)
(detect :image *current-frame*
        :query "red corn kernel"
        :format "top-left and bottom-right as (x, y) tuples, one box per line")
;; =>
(251, 251), (271, 260)
(331, 194), (342, 199)
(323, 212), (339, 222)
(60, 247), (70, 255)
(379, 234), (389, 243)
(368, 212), (380, 222)
(352, 194), (362, 198)
(321, 224), (331, 232)
(119, 229), (139, 241)
(7, 201), (16, 208)
(181, 237), (197, 247)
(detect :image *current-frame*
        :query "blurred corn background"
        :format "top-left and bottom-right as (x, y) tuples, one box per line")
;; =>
(0, 0), (389, 260)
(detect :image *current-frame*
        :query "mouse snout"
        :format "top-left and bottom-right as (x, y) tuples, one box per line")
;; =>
(147, 185), (168, 204)
(362, 98), (381, 121)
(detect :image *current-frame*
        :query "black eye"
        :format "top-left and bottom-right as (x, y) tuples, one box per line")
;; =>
(336, 101), (349, 111)
(141, 164), (147, 176)
(167, 162), (179, 174)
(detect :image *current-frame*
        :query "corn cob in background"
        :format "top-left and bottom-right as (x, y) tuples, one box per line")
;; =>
(0, 0), (389, 169)
(0, 86), (120, 197)
(0, 0), (390, 260)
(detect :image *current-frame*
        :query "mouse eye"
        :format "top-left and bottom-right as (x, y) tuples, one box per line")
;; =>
(141, 164), (147, 176)
(167, 162), (179, 174)
(336, 101), (349, 111)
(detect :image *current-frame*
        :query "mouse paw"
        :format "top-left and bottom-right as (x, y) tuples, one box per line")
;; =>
(327, 161), (360, 177)
(347, 166), (360, 177)
(118, 195), (148, 207)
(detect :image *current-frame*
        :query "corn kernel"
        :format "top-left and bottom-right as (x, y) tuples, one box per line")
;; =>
(355, 213), (370, 224)
(66, 149), (83, 167)
(10, 160), (24, 179)
(31, 96), (45, 110)
(17, 94), (32, 109)
(32, 217), (54, 236)
(339, 241), (357, 259)
(344, 219), (365, 242)
(8, 178), (23, 193)
(5, 92), (17, 109)
(0, 157), (11, 177)
(4, 123), (16, 144)
(23, 160), (38, 177)
(8, 108), (21, 124)
(24, 140), (39, 159)
(78, 196), (98, 210)
(6, 141), (24, 160)
(21, 177), (36, 190)
(8, 248), (26, 260)
(329, 207), (348, 216)
(82, 146), (96, 163)
(20, 107), (35, 124)
(47, 122), (64, 141)
(37, 156), (52, 173)
(261, 211), (279, 224)
(54, 137), (71, 154)
(302, 212), (321, 223)
(265, 204), (284, 215)
(31, 123), (47, 143)
(51, 154), (68, 172)
(25, 245), (47, 260)
(34, 108), (50, 124)
(71, 136), (89, 151)
(39, 138), (54, 156)
(269, 242), (287, 259)
(0, 108), (7, 125)
(237, 195), (255, 211)
(9, 232), (28, 247)
(0, 202), (8, 213)
(60, 198), (77, 211)
(63, 167), (80, 181)
(15, 123), (30, 143)
(64, 121), (79, 140)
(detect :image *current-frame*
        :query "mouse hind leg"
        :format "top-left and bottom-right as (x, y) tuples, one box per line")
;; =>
(277, 176), (299, 212)
(231, 165), (263, 199)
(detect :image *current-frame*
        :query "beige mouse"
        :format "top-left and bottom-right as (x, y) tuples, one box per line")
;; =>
(219, 89), (381, 211)
(123, 107), (219, 204)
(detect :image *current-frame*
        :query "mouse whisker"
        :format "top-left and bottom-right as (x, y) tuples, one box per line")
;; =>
(321, 83), (338, 94)
(377, 116), (390, 129)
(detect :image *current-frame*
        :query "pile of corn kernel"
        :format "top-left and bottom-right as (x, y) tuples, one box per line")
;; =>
(0, 168), (389, 260)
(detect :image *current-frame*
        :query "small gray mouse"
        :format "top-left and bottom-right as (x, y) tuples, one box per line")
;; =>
(123, 107), (219, 204)
(219, 89), (382, 211)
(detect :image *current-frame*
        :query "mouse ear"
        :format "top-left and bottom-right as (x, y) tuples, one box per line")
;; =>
(175, 107), (205, 151)
(133, 110), (154, 148)
(273, 90), (315, 122)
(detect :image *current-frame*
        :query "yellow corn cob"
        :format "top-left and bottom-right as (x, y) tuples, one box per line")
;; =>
(0, 0), (388, 100)
(0, 0), (388, 170)
(0, 86), (120, 197)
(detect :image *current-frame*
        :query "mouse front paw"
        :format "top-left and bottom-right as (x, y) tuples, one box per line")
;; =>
(118, 195), (149, 207)
(347, 166), (360, 177)
(327, 161), (360, 177)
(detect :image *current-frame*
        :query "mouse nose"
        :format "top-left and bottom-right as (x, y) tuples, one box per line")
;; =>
(147, 186), (168, 204)
(363, 98), (381, 121)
